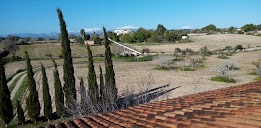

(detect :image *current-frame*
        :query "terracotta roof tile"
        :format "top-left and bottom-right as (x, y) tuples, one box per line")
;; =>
(47, 81), (261, 128)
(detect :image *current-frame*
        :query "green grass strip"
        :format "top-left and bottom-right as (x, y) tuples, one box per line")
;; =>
(254, 77), (261, 81)
(113, 56), (153, 62)
(8, 73), (25, 92)
(12, 77), (28, 107)
(210, 76), (236, 83)
(7, 69), (25, 82)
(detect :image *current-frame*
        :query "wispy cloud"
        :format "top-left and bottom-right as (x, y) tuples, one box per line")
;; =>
(84, 28), (101, 32)
(116, 25), (139, 30)
(181, 26), (193, 29)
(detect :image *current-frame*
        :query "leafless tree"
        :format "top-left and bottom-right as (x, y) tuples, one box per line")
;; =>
(157, 55), (173, 68)
(136, 73), (154, 104)
(62, 95), (85, 118)
(216, 62), (237, 79)
(225, 61), (239, 70)
(3, 40), (19, 58)
(184, 57), (197, 70)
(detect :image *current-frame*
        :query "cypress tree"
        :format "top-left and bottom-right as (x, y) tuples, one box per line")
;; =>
(25, 51), (40, 123)
(103, 27), (117, 104)
(79, 77), (86, 104)
(86, 44), (99, 105)
(79, 77), (89, 113)
(57, 8), (76, 104)
(0, 58), (13, 127)
(16, 100), (25, 125)
(41, 64), (52, 121)
(52, 58), (64, 117)
(99, 65), (104, 99)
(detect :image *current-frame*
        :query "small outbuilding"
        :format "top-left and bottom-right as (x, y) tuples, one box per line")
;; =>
(84, 40), (95, 46)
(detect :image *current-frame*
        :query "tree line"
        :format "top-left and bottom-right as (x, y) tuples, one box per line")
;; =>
(115, 24), (188, 44)
(193, 23), (261, 34)
(0, 8), (117, 127)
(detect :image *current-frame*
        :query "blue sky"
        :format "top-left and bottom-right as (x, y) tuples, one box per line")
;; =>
(0, 0), (260, 34)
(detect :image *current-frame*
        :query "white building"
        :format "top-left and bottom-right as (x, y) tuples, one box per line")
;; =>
(181, 36), (188, 39)
(69, 39), (76, 43)
(114, 29), (132, 36)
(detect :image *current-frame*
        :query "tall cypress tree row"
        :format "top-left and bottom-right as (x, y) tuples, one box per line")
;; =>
(99, 65), (104, 99)
(56, 8), (76, 104)
(0, 58), (13, 127)
(25, 51), (40, 123)
(86, 44), (98, 105)
(103, 27), (118, 104)
(16, 100), (25, 125)
(52, 58), (64, 117)
(41, 64), (52, 121)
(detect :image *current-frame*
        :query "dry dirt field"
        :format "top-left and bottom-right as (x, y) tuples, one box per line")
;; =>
(8, 50), (260, 111)
(28, 49), (260, 114)
(133, 34), (261, 53)
(4, 34), (261, 114)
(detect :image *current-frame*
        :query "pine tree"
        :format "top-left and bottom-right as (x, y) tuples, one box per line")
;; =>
(0, 58), (13, 127)
(99, 65), (104, 99)
(86, 44), (98, 105)
(103, 27), (118, 108)
(16, 100), (25, 125)
(41, 64), (52, 121)
(57, 8), (76, 104)
(25, 51), (40, 122)
(52, 58), (64, 117)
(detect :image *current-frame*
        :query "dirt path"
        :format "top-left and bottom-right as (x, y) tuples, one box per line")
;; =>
(7, 71), (26, 87)
(10, 73), (27, 100)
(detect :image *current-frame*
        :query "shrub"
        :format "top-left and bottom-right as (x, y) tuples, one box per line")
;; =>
(181, 66), (195, 71)
(217, 52), (229, 59)
(234, 45), (243, 51)
(174, 48), (181, 53)
(199, 46), (212, 58)
(172, 57), (183, 61)
(237, 30), (244, 34)
(184, 48), (195, 55)
(142, 48), (150, 53)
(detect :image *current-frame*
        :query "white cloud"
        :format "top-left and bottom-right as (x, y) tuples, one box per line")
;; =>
(181, 26), (193, 29)
(84, 28), (101, 32)
(116, 25), (139, 30)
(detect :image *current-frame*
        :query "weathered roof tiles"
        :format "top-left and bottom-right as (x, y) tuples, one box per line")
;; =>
(46, 81), (261, 128)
